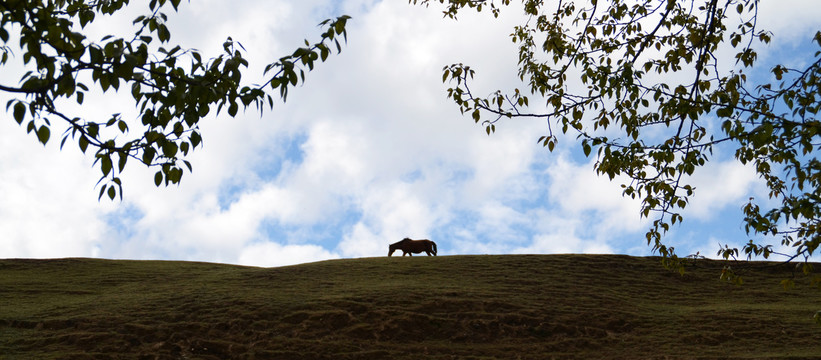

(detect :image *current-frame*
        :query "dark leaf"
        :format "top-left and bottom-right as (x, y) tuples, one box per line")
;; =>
(37, 126), (50, 145)
(101, 155), (112, 176)
(13, 102), (25, 124)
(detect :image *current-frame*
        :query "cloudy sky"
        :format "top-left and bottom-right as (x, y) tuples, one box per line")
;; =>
(2, 0), (819, 266)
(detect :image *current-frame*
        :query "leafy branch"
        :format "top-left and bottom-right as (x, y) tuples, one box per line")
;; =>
(2, 0), (351, 200)
(419, 0), (821, 282)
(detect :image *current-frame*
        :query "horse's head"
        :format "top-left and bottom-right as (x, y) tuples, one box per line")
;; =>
(388, 243), (397, 257)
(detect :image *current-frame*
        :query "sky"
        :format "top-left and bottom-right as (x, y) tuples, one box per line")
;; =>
(1, 0), (819, 267)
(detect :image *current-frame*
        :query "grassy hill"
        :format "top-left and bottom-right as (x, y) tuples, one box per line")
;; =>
(1, 255), (819, 359)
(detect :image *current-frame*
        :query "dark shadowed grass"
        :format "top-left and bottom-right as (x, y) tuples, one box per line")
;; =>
(1, 255), (819, 359)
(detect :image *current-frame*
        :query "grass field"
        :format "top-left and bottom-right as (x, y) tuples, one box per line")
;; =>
(1, 254), (819, 359)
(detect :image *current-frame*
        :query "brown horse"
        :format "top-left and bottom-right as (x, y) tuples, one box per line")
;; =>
(388, 238), (437, 257)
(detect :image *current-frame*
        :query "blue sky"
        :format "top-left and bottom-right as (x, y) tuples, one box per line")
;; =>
(1, 0), (819, 266)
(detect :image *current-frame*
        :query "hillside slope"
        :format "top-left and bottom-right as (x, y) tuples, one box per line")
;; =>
(1, 255), (819, 359)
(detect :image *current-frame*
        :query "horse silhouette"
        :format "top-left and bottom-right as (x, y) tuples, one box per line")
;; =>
(388, 238), (437, 257)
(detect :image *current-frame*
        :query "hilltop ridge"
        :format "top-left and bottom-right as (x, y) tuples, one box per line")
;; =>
(1, 254), (819, 359)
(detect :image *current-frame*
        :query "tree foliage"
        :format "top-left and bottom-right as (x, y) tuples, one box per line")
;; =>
(413, 0), (820, 277)
(1, 0), (350, 200)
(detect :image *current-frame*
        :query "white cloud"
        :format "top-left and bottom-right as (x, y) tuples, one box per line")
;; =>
(337, 182), (443, 258)
(1, 0), (815, 265)
(339, 223), (389, 258)
(513, 232), (615, 255)
(756, 1), (821, 45)
(0, 119), (116, 258)
(682, 160), (762, 221)
(545, 153), (648, 236)
(238, 241), (339, 267)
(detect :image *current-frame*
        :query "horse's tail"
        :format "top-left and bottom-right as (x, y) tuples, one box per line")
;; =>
(431, 241), (437, 256)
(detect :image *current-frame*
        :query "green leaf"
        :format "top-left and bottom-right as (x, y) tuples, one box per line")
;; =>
(167, 167), (183, 183)
(162, 141), (178, 158)
(320, 46), (329, 61)
(154, 171), (163, 186)
(190, 131), (202, 148)
(37, 125), (50, 145)
(98, 185), (107, 200)
(118, 152), (127, 172)
(228, 101), (238, 117)
(143, 147), (156, 165)
(99, 71), (110, 91)
(87, 123), (100, 138)
(158, 24), (170, 43)
(107, 186), (116, 200)
(173, 122), (184, 137)
(101, 155), (112, 176)
(79, 136), (90, 153)
(334, 18), (347, 35)
(573, 108), (583, 121)
(269, 78), (281, 89)
(13, 102), (25, 124)
(131, 82), (141, 101)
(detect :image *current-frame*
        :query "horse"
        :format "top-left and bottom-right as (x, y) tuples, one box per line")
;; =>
(388, 238), (437, 257)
